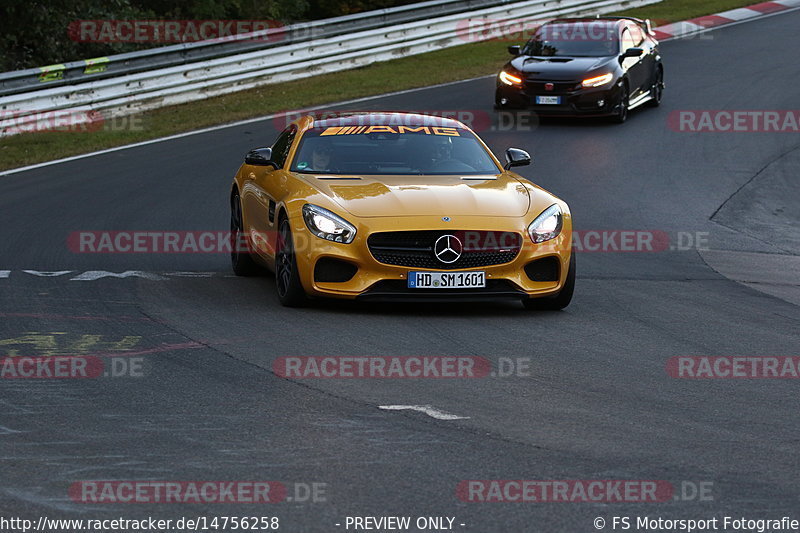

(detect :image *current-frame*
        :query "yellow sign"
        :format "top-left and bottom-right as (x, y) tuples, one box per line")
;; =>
(38, 64), (66, 83)
(320, 125), (460, 136)
(84, 57), (109, 75)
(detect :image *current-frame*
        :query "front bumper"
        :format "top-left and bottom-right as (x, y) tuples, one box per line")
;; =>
(496, 78), (623, 116)
(286, 214), (573, 301)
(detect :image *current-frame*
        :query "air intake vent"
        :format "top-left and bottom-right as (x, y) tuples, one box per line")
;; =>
(314, 258), (358, 283)
(524, 257), (560, 282)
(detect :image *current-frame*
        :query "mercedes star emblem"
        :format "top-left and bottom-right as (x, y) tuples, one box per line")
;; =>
(434, 234), (463, 264)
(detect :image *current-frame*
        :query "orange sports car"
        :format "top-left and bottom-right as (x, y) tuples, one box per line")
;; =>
(230, 112), (574, 309)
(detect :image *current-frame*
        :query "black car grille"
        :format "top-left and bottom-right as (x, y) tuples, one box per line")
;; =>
(367, 230), (522, 270)
(525, 79), (579, 94)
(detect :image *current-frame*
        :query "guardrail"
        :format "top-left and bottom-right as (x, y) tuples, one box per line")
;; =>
(0, 0), (660, 136)
(0, 0), (507, 98)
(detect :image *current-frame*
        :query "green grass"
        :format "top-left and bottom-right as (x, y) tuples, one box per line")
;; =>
(0, 0), (765, 171)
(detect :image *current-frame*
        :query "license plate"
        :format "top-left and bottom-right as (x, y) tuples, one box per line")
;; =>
(408, 271), (486, 289)
(535, 96), (561, 105)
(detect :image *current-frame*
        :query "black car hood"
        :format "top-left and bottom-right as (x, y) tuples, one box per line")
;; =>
(510, 56), (615, 80)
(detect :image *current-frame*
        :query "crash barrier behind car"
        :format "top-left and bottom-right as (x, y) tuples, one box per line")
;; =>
(0, 0), (660, 136)
(0, 0), (510, 97)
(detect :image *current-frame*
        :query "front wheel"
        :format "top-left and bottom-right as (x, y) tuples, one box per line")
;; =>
(275, 217), (307, 307)
(611, 83), (629, 124)
(648, 68), (664, 107)
(523, 252), (575, 311)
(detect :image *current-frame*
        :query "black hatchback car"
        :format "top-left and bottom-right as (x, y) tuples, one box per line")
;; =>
(495, 17), (664, 122)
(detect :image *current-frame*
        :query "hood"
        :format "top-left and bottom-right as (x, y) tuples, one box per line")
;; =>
(302, 174), (531, 218)
(510, 56), (614, 80)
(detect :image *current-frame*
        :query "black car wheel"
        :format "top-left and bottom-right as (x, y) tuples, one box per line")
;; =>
(648, 67), (664, 107)
(275, 216), (307, 307)
(523, 252), (575, 311)
(611, 82), (629, 124)
(230, 193), (261, 276)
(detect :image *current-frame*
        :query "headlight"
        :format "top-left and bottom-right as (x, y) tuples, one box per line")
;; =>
(302, 204), (356, 244)
(527, 204), (563, 243)
(499, 70), (523, 86)
(581, 73), (613, 88)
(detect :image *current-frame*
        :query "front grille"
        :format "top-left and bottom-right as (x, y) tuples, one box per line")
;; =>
(367, 230), (522, 270)
(525, 79), (579, 94)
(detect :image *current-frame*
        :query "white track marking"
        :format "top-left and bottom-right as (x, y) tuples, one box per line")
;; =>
(379, 405), (469, 420)
(716, 7), (766, 21)
(657, 21), (704, 35)
(22, 270), (73, 277)
(0, 270), (227, 280)
(69, 270), (167, 281)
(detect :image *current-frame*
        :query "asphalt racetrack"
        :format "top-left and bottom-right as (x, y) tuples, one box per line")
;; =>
(1, 10), (799, 532)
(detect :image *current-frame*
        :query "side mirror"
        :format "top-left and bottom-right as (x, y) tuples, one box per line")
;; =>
(245, 147), (278, 168)
(622, 47), (644, 58)
(504, 148), (531, 170)
(507, 45), (521, 56)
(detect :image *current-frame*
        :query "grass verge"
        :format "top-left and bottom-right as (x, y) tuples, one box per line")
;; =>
(0, 0), (765, 171)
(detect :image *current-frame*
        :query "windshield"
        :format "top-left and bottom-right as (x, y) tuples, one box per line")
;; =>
(523, 22), (619, 57)
(290, 125), (501, 175)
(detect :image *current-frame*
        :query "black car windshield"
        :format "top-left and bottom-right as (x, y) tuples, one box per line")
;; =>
(290, 125), (501, 175)
(523, 22), (619, 57)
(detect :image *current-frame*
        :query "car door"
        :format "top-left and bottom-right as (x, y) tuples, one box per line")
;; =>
(635, 22), (659, 90)
(621, 23), (648, 96)
(242, 125), (296, 261)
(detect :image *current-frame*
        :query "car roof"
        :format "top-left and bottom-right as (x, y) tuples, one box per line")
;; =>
(302, 112), (467, 130)
(547, 16), (645, 27)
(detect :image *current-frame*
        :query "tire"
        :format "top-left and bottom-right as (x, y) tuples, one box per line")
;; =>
(230, 192), (262, 276)
(611, 82), (629, 124)
(648, 67), (663, 108)
(275, 216), (307, 307)
(523, 252), (575, 311)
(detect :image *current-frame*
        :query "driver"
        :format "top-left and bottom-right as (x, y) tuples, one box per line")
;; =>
(419, 135), (456, 172)
(311, 145), (333, 171)
(430, 135), (453, 164)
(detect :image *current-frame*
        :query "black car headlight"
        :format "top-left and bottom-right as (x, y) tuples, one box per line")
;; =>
(527, 204), (563, 243)
(499, 68), (524, 86)
(302, 204), (356, 244)
(581, 73), (613, 88)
